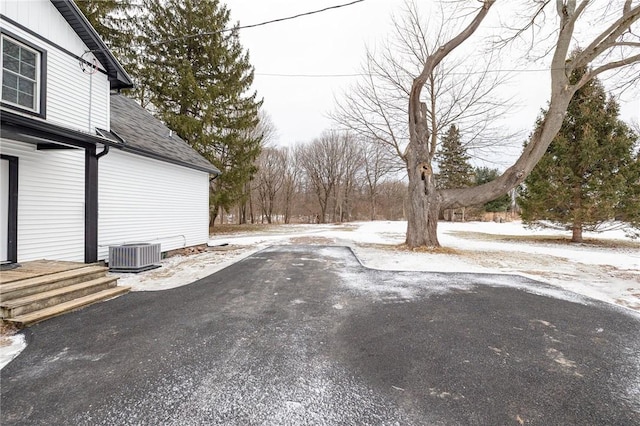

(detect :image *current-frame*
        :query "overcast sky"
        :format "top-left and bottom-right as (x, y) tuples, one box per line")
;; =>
(223, 0), (640, 164)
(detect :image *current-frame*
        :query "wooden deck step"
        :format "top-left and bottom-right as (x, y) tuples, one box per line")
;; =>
(1, 276), (119, 317)
(5, 287), (130, 326)
(0, 266), (109, 300)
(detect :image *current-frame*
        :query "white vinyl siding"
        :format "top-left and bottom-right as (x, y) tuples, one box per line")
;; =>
(0, 140), (85, 262)
(98, 150), (210, 261)
(46, 48), (110, 132)
(0, 1), (110, 131)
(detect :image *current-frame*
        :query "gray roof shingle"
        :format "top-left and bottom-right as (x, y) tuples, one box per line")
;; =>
(108, 94), (220, 175)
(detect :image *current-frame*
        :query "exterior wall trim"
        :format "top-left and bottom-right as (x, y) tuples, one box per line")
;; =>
(0, 154), (18, 263)
(1, 109), (105, 149)
(1, 114), (100, 263)
(2, 110), (218, 175)
(115, 144), (219, 175)
(0, 14), (103, 78)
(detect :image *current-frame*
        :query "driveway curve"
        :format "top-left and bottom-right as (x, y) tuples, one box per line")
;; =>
(2, 245), (639, 425)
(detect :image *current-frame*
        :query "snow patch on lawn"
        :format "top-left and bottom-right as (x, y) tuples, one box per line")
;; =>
(113, 220), (639, 313)
(0, 334), (26, 370)
(2, 220), (638, 370)
(351, 221), (639, 312)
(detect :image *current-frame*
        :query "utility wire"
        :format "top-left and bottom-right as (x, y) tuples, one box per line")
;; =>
(149, 0), (367, 45)
(229, 0), (365, 31)
(254, 67), (567, 78)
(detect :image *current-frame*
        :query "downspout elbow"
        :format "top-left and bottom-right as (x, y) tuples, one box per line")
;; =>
(96, 145), (110, 160)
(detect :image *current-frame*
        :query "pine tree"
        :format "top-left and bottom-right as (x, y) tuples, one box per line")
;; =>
(518, 68), (640, 242)
(435, 125), (474, 221)
(141, 0), (263, 224)
(617, 149), (640, 238)
(436, 124), (474, 189)
(474, 167), (511, 213)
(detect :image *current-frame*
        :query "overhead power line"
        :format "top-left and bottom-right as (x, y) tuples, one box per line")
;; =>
(257, 73), (364, 78)
(254, 67), (563, 78)
(230, 0), (366, 31)
(150, 0), (367, 45)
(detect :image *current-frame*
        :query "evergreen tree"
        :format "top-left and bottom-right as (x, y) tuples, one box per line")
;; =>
(435, 125), (474, 221)
(474, 167), (511, 212)
(617, 149), (640, 238)
(142, 0), (263, 224)
(518, 68), (640, 242)
(435, 124), (474, 189)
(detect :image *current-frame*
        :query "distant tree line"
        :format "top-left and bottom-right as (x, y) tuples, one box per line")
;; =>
(222, 127), (516, 226)
(235, 133), (408, 225)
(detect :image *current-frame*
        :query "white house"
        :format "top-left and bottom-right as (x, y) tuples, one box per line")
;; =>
(0, 0), (220, 266)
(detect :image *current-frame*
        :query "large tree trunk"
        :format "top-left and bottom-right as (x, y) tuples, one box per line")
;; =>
(405, 185), (441, 247)
(319, 203), (327, 224)
(404, 1), (495, 248)
(405, 116), (441, 247)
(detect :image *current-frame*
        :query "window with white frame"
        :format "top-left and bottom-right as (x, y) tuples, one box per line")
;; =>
(1, 35), (41, 113)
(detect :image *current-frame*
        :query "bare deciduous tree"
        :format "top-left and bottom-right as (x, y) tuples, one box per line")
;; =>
(254, 147), (286, 223)
(281, 147), (300, 224)
(334, 135), (365, 222)
(298, 131), (353, 223)
(361, 138), (400, 220)
(388, 0), (640, 247)
(332, 0), (517, 244)
(378, 180), (408, 220)
(297, 136), (334, 223)
(333, 1), (514, 159)
(238, 110), (278, 224)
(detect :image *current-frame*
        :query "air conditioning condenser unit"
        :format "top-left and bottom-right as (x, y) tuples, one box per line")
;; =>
(109, 243), (161, 273)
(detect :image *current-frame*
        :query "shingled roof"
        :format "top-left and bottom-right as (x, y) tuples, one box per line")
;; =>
(107, 94), (221, 175)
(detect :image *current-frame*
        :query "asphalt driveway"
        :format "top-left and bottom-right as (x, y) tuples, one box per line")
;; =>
(2, 246), (639, 425)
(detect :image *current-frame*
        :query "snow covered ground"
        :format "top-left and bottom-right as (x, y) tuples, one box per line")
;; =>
(117, 220), (640, 312)
(1, 220), (638, 369)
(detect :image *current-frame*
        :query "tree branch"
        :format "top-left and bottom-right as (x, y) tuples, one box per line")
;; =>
(572, 4), (640, 69)
(577, 52), (640, 87)
(409, 1), (495, 122)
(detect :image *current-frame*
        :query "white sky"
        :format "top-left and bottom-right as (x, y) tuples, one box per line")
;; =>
(223, 0), (403, 144)
(223, 0), (640, 161)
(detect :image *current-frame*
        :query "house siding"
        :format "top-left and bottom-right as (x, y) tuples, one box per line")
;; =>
(0, 140), (85, 262)
(98, 150), (210, 261)
(1, 0), (110, 132)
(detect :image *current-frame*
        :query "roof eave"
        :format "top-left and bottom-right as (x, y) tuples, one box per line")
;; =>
(1, 110), (222, 175)
(50, 0), (134, 90)
(116, 144), (222, 176)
